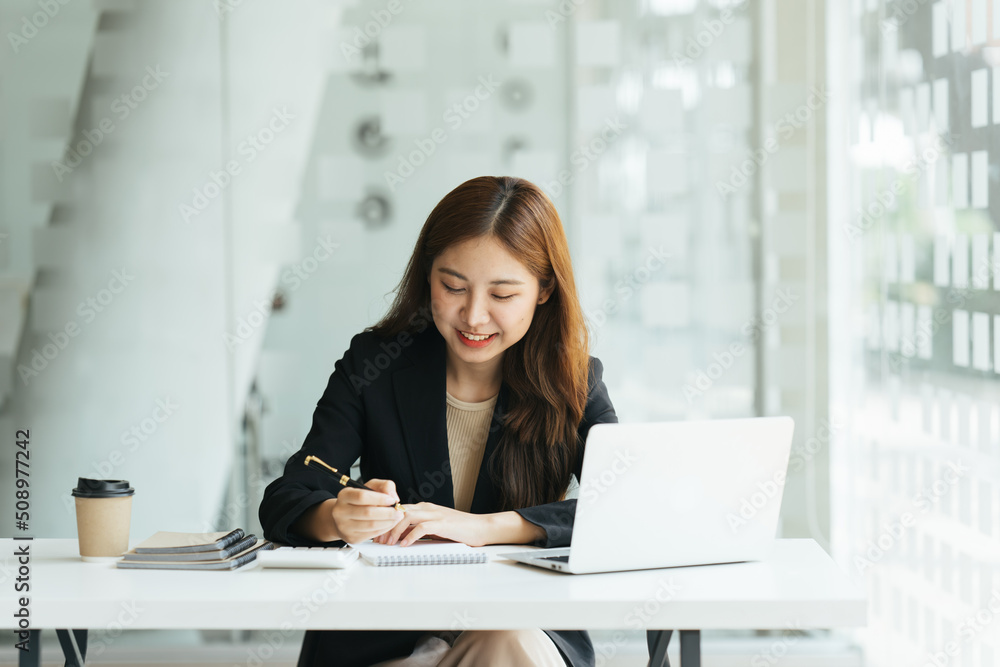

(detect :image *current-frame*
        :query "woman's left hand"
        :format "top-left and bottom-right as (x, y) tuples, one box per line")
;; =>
(374, 502), (488, 547)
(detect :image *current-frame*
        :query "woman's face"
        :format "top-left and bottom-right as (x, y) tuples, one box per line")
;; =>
(428, 235), (552, 376)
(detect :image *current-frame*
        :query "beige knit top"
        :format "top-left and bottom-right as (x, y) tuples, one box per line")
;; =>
(445, 390), (498, 512)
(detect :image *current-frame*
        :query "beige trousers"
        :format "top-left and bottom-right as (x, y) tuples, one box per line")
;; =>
(369, 629), (567, 667)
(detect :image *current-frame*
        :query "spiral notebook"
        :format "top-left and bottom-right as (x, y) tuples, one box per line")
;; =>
(354, 539), (487, 566)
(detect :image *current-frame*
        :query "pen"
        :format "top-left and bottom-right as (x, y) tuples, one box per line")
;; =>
(303, 455), (406, 513)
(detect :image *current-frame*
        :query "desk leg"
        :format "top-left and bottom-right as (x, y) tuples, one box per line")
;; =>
(679, 630), (700, 667)
(55, 629), (87, 667)
(18, 630), (41, 667)
(17, 630), (42, 667)
(646, 629), (672, 667)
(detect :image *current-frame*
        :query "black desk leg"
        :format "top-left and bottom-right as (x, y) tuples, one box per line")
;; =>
(679, 630), (701, 667)
(648, 629), (701, 667)
(646, 629), (672, 667)
(18, 630), (41, 667)
(56, 629), (88, 666)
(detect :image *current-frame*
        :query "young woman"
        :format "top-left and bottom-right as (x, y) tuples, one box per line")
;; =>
(259, 175), (618, 667)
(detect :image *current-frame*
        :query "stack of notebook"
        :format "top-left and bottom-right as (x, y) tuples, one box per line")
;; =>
(116, 529), (275, 570)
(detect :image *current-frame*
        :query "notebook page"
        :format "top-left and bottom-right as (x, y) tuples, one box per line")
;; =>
(353, 539), (475, 558)
(135, 530), (236, 551)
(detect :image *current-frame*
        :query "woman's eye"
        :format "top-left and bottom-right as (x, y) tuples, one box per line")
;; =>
(442, 283), (516, 301)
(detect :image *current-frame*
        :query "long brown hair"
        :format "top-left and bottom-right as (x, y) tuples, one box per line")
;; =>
(368, 175), (590, 511)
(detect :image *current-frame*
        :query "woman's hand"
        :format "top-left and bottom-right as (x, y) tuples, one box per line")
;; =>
(374, 502), (488, 547)
(330, 478), (405, 544)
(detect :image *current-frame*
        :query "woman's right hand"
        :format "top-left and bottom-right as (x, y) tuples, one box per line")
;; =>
(330, 478), (405, 544)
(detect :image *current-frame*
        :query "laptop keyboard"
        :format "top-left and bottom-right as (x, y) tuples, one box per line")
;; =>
(541, 555), (570, 562)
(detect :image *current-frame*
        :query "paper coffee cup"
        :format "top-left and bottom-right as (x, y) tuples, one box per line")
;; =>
(72, 478), (134, 562)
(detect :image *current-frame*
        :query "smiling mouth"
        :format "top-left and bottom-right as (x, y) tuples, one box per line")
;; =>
(458, 330), (497, 341)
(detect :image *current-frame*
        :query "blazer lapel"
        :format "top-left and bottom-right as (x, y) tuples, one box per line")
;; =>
(392, 326), (454, 507)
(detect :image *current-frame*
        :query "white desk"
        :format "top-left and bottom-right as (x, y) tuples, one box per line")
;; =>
(2, 538), (865, 666)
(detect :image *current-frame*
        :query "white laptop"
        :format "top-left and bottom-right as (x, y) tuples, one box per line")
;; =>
(500, 416), (794, 574)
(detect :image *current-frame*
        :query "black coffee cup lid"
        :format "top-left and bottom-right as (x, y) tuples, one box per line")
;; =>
(71, 478), (134, 498)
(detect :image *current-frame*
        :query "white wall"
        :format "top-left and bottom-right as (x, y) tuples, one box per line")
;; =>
(0, 1), (232, 540)
(0, 0), (330, 542)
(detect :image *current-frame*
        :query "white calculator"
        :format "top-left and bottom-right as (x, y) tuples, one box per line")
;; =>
(257, 545), (359, 569)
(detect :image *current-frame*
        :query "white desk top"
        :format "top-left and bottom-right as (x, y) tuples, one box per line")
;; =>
(1, 538), (865, 631)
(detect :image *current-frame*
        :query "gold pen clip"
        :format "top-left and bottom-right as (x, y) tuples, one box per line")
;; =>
(304, 455), (349, 484)
(303, 455), (405, 512)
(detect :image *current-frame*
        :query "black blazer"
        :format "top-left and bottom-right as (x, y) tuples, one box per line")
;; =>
(259, 322), (619, 667)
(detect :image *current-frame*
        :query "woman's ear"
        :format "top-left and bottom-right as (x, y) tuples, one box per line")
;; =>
(538, 282), (555, 305)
